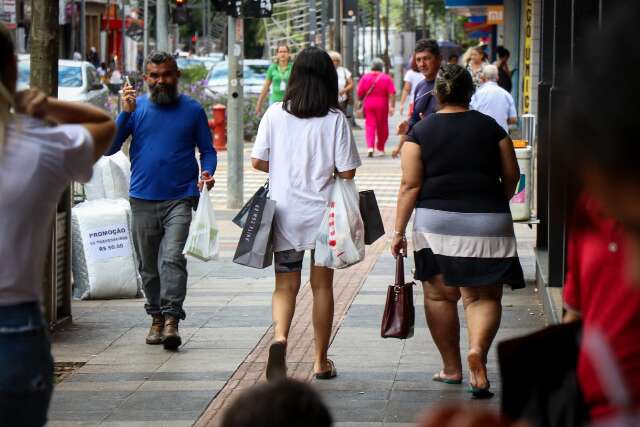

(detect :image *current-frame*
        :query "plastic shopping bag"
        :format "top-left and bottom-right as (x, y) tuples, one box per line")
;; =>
(314, 178), (365, 269)
(183, 186), (219, 261)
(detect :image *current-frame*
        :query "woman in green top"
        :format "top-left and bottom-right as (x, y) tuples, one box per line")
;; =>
(256, 43), (293, 114)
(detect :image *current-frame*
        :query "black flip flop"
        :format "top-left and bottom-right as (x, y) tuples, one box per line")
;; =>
(315, 359), (338, 380)
(266, 341), (287, 382)
(468, 384), (495, 399)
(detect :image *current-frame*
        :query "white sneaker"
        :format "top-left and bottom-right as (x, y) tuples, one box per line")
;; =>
(367, 149), (373, 158)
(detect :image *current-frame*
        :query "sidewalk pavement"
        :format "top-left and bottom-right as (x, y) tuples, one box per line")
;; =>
(48, 115), (545, 426)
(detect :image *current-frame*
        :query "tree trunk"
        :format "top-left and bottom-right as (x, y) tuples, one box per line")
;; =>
(30, 0), (58, 97)
(30, 0), (62, 329)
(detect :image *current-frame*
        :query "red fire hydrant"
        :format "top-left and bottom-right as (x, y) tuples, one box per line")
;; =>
(209, 104), (227, 151)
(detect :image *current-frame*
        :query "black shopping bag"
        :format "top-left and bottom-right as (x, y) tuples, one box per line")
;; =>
(359, 190), (385, 245)
(232, 180), (269, 228)
(233, 193), (276, 269)
(498, 321), (587, 427)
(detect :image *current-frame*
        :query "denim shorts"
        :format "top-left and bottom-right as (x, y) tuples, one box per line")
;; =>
(274, 250), (315, 273)
(0, 302), (54, 427)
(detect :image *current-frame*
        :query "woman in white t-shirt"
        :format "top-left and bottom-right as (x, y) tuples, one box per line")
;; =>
(251, 46), (362, 382)
(0, 23), (115, 425)
(329, 50), (353, 114)
(399, 56), (425, 117)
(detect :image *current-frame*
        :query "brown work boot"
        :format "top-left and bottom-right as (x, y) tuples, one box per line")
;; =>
(162, 315), (182, 350)
(145, 314), (164, 345)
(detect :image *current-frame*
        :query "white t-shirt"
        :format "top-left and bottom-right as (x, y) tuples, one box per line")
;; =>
(251, 103), (362, 252)
(470, 81), (517, 133)
(403, 69), (425, 103)
(337, 66), (352, 103)
(0, 116), (94, 306)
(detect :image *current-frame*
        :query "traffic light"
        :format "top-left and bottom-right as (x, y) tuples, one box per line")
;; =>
(243, 0), (273, 18)
(210, 0), (273, 18)
(174, 0), (188, 24)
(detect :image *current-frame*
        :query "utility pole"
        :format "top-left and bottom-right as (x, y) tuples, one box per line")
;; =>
(344, 14), (354, 72)
(80, 0), (86, 59)
(375, 0), (380, 56)
(383, 0), (389, 72)
(308, 0), (317, 46)
(121, 0), (126, 69)
(143, 0), (149, 59)
(157, 0), (168, 51)
(227, 16), (244, 209)
(320, 0), (327, 48)
(332, 0), (340, 54)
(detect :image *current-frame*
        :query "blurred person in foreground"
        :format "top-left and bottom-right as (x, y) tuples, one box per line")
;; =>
(357, 57), (396, 157)
(394, 40), (442, 158)
(221, 379), (332, 427)
(391, 64), (524, 399)
(108, 51), (216, 350)
(470, 65), (517, 134)
(0, 23), (115, 425)
(251, 47), (361, 381)
(559, 3), (640, 423)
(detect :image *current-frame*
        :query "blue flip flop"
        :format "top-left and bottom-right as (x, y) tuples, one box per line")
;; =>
(432, 372), (462, 385)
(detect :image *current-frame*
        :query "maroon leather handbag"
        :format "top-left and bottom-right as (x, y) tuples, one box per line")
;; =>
(381, 253), (415, 339)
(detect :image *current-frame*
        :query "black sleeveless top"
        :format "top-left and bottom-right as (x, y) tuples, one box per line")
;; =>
(406, 110), (509, 214)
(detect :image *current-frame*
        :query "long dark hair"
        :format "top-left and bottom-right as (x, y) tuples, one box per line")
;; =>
(282, 46), (339, 118)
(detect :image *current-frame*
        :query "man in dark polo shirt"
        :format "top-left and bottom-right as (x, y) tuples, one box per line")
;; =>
(393, 39), (442, 158)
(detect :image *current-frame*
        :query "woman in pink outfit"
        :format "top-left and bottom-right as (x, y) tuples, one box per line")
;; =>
(357, 58), (396, 157)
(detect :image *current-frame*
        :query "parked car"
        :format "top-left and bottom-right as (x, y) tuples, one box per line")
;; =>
(205, 59), (271, 96)
(18, 58), (109, 110)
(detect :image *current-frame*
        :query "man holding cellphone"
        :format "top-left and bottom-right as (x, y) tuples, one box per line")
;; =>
(107, 51), (216, 350)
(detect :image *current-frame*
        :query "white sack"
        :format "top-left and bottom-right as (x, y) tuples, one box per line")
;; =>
(72, 199), (139, 300)
(84, 152), (131, 201)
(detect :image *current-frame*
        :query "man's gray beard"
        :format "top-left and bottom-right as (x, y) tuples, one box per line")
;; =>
(149, 84), (179, 105)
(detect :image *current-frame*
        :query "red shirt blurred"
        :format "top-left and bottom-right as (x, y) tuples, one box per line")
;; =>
(563, 195), (640, 420)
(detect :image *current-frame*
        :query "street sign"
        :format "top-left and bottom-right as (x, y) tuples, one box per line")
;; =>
(0, 0), (17, 26)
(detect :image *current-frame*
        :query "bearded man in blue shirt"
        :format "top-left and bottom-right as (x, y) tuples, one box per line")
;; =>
(107, 52), (216, 350)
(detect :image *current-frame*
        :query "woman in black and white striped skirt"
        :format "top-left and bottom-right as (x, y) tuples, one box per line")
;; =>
(391, 64), (524, 399)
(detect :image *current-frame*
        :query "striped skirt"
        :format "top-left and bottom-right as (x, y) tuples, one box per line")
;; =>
(412, 208), (525, 289)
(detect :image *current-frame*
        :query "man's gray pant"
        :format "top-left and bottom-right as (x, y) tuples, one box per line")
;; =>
(130, 197), (196, 320)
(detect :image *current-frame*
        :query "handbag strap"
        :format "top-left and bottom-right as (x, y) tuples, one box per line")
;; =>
(395, 252), (405, 286)
(363, 73), (382, 102)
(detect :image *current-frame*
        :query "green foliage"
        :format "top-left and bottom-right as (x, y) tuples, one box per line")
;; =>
(180, 64), (210, 83)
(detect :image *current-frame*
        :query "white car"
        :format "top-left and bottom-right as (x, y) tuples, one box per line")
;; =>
(176, 56), (220, 71)
(206, 59), (271, 97)
(18, 58), (109, 110)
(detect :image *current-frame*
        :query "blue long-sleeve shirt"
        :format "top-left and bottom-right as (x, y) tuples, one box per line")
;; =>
(408, 78), (436, 132)
(107, 94), (217, 201)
